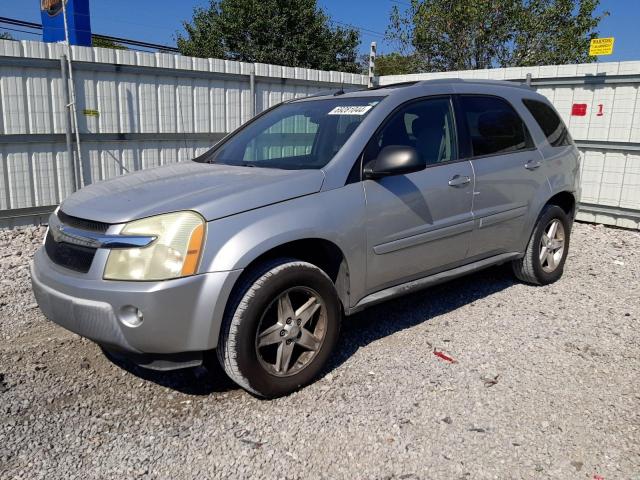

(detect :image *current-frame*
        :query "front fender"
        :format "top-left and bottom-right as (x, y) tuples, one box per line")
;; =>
(199, 183), (367, 306)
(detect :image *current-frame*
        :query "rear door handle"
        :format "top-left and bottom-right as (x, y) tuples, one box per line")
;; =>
(448, 174), (471, 187)
(524, 159), (542, 170)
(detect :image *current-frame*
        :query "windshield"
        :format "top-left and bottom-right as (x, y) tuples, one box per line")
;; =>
(198, 96), (383, 170)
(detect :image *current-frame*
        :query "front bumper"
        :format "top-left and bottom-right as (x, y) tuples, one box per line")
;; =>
(31, 247), (242, 356)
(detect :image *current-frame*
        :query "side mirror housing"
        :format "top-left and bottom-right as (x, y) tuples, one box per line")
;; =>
(363, 146), (425, 180)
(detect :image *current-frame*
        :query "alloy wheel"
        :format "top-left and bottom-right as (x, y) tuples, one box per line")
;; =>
(255, 287), (327, 377)
(539, 219), (565, 273)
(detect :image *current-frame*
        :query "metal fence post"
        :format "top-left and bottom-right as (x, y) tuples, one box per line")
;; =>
(60, 55), (78, 192)
(61, 0), (88, 187)
(249, 64), (256, 118)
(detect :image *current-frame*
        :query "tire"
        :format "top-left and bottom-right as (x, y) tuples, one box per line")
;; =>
(512, 204), (571, 285)
(216, 258), (341, 398)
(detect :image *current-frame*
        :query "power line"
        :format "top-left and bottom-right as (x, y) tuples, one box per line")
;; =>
(0, 26), (41, 37)
(1, 15), (388, 53)
(331, 20), (386, 38)
(30, 9), (175, 33)
(0, 16), (179, 52)
(91, 34), (179, 52)
(0, 17), (41, 29)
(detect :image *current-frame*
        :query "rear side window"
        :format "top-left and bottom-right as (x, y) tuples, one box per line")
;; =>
(458, 96), (533, 157)
(522, 99), (572, 147)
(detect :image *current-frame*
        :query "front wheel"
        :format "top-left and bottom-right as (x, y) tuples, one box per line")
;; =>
(216, 259), (341, 398)
(512, 204), (571, 285)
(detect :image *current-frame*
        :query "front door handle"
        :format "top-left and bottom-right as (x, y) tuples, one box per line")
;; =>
(525, 159), (542, 170)
(448, 174), (471, 187)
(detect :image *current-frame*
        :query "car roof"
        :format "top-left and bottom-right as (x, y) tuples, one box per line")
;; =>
(293, 78), (535, 103)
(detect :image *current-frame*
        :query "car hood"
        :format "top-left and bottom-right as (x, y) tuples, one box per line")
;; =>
(60, 162), (325, 224)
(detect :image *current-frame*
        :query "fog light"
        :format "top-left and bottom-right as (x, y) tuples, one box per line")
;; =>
(120, 306), (144, 328)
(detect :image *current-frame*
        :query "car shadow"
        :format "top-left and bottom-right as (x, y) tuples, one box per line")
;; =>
(103, 348), (237, 396)
(378, 175), (434, 225)
(325, 264), (517, 374)
(105, 264), (516, 395)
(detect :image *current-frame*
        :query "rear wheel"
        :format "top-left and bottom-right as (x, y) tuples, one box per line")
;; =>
(216, 258), (341, 398)
(512, 204), (571, 285)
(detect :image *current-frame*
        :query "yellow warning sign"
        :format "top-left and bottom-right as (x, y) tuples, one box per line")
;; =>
(589, 37), (614, 56)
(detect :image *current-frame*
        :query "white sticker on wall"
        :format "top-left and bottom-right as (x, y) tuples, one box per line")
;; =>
(328, 105), (373, 116)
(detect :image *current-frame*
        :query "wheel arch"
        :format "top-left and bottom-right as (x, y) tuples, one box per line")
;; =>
(225, 237), (351, 312)
(519, 189), (577, 253)
(545, 190), (577, 219)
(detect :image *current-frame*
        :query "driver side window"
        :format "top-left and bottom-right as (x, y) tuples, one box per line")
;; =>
(367, 97), (457, 166)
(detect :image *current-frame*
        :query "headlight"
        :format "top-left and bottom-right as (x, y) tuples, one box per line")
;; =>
(104, 211), (205, 281)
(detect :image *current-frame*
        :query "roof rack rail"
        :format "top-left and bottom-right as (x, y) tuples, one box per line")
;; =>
(302, 87), (367, 99)
(417, 78), (532, 89)
(368, 81), (419, 90)
(373, 78), (532, 90)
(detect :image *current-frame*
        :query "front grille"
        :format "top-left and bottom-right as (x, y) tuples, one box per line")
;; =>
(45, 232), (97, 273)
(57, 210), (110, 233)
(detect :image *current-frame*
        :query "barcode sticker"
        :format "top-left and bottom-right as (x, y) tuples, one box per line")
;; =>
(328, 105), (373, 116)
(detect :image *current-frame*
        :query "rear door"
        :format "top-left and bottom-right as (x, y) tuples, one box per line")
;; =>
(455, 95), (548, 258)
(363, 96), (475, 293)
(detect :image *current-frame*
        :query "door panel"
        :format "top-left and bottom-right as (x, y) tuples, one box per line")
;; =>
(362, 96), (474, 294)
(469, 150), (546, 257)
(454, 95), (548, 258)
(364, 162), (475, 292)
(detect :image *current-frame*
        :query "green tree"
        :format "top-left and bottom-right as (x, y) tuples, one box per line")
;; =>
(0, 31), (14, 40)
(177, 0), (361, 73)
(374, 53), (420, 76)
(386, 0), (607, 73)
(92, 36), (128, 50)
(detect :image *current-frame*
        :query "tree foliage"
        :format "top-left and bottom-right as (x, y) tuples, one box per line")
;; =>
(375, 53), (421, 76)
(92, 36), (128, 50)
(0, 31), (14, 40)
(386, 0), (607, 73)
(177, 0), (361, 73)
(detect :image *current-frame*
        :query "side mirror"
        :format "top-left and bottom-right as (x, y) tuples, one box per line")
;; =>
(363, 145), (425, 180)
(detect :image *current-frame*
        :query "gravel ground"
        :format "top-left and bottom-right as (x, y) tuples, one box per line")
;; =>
(0, 222), (638, 479)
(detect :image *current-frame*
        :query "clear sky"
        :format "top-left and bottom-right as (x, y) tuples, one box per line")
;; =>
(0, 0), (637, 62)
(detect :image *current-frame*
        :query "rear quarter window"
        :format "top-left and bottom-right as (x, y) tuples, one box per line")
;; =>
(522, 99), (572, 147)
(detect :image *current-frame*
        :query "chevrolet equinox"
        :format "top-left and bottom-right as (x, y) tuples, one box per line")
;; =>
(31, 79), (580, 398)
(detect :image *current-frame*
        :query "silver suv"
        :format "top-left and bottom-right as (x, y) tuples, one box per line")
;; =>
(31, 80), (580, 398)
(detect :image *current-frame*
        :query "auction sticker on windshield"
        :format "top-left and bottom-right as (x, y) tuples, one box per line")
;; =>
(328, 105), (373, 115)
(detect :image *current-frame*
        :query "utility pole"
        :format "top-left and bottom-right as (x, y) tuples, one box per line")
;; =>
(61, 0), (86, 187)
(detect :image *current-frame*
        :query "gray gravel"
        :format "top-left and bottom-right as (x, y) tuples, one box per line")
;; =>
(0, 222), (639, 479)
